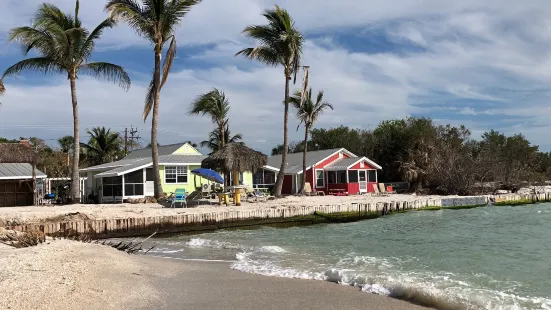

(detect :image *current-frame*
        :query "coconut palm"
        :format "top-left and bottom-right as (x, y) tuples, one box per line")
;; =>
(189, 88), (230, 147)
(106, 0), (201, 199)
(80, 127), (122, 165)
(201, 121), (243, 154)
(58, 136), (74, 166)
(2, 1), (130, 202)
(236, 5), (304, 197)
(289, 88), (333, 194)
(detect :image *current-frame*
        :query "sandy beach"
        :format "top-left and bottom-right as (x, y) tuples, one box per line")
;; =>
(0, 194), (459, 225)
(0, 239), (430, 310)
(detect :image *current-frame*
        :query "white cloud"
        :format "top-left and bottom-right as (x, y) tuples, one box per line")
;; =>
(2, 0), (551, 152)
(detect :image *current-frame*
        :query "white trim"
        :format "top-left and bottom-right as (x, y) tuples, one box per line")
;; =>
(159, 162), (201, 166)
(164, 165), (189, 185)
(0, 176), (47, 180)
(261, 165), (280, 172)
(343, 157), (382, 170)
(314, 169), (325, 188)
(305, 148), (358, 174)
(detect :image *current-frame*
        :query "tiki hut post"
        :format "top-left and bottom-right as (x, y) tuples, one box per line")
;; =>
(201, 143), (267, 206)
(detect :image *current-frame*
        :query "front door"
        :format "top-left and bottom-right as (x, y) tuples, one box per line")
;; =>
(359, 170), (367, 193)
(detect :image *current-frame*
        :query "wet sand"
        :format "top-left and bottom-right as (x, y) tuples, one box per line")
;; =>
(0, 239), (429, 309)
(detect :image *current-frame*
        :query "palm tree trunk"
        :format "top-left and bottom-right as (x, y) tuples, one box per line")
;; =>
(152, 48), (163, 199)
(274, 72), (291, 197)
(299, 124), (309, 194)
(69, 75), (80, 203)
(219, 123), (226, 146)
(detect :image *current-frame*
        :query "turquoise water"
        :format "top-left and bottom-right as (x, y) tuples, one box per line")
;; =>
(144, 205), (551, 310)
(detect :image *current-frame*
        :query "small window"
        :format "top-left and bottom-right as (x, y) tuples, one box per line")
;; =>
(327, 171), (337, 184)
(360, 161), (365, 168)
(316, 170), (325, 188)
(368, 170), (377, 182)
(337, 171), (347, 183)
(165, 166), (188, 184)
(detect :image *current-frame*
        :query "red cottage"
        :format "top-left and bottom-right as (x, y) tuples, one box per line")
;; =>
(253, 148), (382, 195)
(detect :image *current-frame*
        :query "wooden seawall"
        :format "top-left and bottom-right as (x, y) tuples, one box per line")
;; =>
(7, 196), (493, 238)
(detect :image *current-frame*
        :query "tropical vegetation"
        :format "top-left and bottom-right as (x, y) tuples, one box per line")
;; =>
(1, 1), (131, 202)
(200, 121), (243, 154)
(57, 136), (74, 167)
(236, 5), (304, 197)
(289, 88), (333, 194)
(80, 127), (123, 166)
(106, 0), (202, 199)
(189, 88), (231, 147)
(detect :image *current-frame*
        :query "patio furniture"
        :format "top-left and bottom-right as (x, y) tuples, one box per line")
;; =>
(244, 186), (269, 202)
(170, 189), (187, 208)
(386, 185), (397, 194)
(305, 182), (325, 196)
(328, 189), (348, 196)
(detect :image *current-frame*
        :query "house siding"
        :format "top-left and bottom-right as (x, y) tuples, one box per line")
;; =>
(173, 144), (201, 155)
(349, 161), (377, 170)
(160, 164), (202, 195)
(314, 152), (350, 169)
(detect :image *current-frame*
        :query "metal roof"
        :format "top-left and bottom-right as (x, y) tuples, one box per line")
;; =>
(324, 158), (362, 170)
(266, 148), (343, 174)
(0, 163), (46, 179)
(92, 154), (207, 177)
(123, 143), (188, 159)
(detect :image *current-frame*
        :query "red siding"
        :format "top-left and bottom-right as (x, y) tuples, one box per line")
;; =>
(282, 175), (293, 195)
(349, 160), (377, 170)
(305, 168), (314, 189)
(327, 183), (361, 195)
(367, 182), (378, 193)
(314, 152), (350, 169)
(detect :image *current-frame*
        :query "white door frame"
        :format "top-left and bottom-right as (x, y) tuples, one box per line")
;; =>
(358, 170), (367, 193)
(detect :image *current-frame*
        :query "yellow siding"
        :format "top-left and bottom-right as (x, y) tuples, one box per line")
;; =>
(172, 143), (201, 155)
(160, 164), (210, 195)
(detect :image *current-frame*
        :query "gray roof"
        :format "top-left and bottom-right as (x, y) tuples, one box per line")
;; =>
(123, 143), (187, 160)
(266, 148), (343, 174)
(92, 154), (207, 177)
(0, 163), (46, 179)
(324, 158), (362, 170)
(159, 154), (206, 164)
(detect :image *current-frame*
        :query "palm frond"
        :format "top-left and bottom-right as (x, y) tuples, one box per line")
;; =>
(160, 35), (176, 88)
(79, 62), (131, 90)
(160, 0), (202, 40)
(79, 18), (116, 60)
(105, 0), (154, 41)
(188, 88), (230, 124)
(235, 46), (280, 67)
(2, 57), (63, 79)
(143, 77), (155, 121)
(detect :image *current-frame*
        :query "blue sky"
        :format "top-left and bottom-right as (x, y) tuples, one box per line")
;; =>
(1, 0), (551, 154)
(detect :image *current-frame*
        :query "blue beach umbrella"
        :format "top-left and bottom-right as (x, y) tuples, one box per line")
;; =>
(191, 168), (224, 184)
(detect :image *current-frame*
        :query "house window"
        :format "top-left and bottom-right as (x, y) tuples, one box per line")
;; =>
(337, 171), (347, 183)
(315, 170), (325, 188)
(165, 166), (188, 184)
(348, 171), (358, 182)
(124, 170), (144, 196)
(368, 170), (377, 182)
(103, 176), (122, 197)
(327, 171), (337, 184)
(360, 162), (364, 168)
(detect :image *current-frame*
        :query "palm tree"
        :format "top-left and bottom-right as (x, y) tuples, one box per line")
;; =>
(106, 0), (202, 199)
(58, 136), (74, 166)
(2, 1), (131, 202)
(200, 121), (243, 154)
(189, 88), (230, 147)
(236, 5), (304, 197)
(289, 88), (333, 194)
(80, 127), (122, 165)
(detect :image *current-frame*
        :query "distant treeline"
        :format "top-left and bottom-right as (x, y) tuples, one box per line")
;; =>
(272, 117), (551, 195)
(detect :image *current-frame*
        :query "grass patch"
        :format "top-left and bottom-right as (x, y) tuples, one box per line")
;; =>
(494, 199), (535, 206)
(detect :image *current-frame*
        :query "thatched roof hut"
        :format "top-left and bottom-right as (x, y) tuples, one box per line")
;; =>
(201, 143), (267, 173)
(0, 143), (36, 164)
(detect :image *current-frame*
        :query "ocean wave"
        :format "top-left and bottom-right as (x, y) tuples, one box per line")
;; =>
(147, 248), (185, 254)
(231, 254), (550, 310)
(186, 238), (287, 254)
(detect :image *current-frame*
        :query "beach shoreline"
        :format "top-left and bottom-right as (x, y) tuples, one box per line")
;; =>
(0, 239), (430, 310)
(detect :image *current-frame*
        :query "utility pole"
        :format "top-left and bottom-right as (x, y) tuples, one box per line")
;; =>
(129, 126), (140, 152)
(124, 127), (128, 155)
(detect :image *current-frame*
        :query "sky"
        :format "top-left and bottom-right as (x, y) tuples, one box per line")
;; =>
(1, 0), (551, 154)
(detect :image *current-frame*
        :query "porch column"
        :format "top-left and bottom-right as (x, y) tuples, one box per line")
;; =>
(143, 168), (146, 196)
(121, 175), (125, 198)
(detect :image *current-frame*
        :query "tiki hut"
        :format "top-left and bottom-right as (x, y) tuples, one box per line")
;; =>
(201, 143), (267, 206)
(0, 142), (43, 207)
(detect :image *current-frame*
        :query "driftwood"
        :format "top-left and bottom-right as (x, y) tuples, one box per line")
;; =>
(0, 229), (157, 255)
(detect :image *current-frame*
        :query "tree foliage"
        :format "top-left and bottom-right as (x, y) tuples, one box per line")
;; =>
(273, 117), (548, 194)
